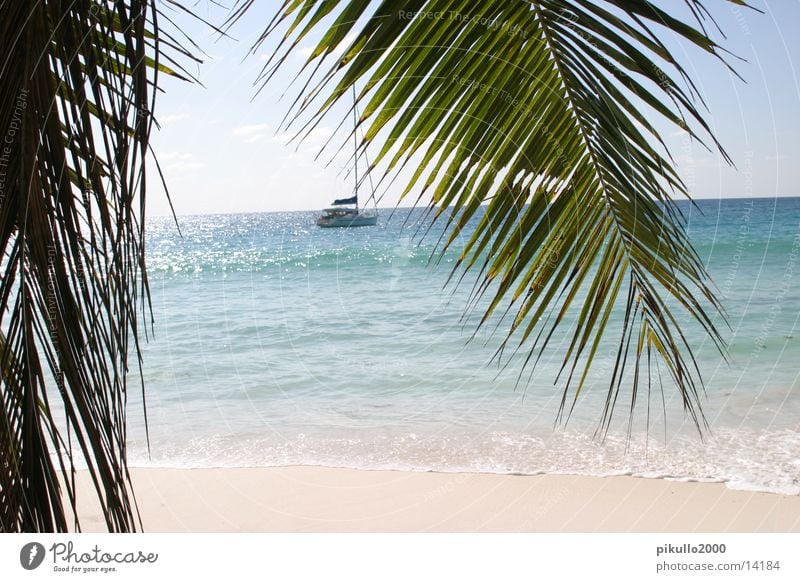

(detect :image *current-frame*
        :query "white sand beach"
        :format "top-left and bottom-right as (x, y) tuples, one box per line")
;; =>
(71, 467), (800, 532)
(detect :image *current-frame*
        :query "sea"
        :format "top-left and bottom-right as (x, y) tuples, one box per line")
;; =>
(125, 197), (800, 495)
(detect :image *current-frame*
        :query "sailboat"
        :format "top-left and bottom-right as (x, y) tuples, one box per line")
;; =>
(316, 89), (378, 228)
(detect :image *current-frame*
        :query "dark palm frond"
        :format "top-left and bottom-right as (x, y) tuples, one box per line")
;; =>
(0, 1), (197, 532)
(248, 0), (752, 435)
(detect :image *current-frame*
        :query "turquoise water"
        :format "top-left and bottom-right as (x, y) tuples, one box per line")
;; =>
(126, 198), (800, 494)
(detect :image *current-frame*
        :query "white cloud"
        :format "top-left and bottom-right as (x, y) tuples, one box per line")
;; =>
(272, 126), (335, 151)
(335, 34), (356, 55)
(304, 126), (335, 146)
(157, 151), (205, 173)
(159, 151), (191, 162)
(233, 123), (271, 143)
(158, 113), (188, 124)
(271, 130), (295, 144)
(233, 123), (270, 136)
(298, 33), (356, 60)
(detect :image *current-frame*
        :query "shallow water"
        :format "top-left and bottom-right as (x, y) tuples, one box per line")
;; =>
(122, 198), (800, 494)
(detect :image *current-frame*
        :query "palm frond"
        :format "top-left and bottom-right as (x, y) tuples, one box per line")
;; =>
(250, 0), (750, 435)
(0, 0), (197, 532)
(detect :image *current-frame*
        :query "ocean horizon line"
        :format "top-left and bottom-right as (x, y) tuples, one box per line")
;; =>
(145, 194), (800, 219)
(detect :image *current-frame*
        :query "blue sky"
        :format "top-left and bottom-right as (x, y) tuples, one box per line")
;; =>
(146, 1), (800, 216)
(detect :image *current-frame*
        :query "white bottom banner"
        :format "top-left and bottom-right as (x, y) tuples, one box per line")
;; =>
(2, 534), (798, 581)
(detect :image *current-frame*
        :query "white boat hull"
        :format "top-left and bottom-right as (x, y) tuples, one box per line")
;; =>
(316, 213), (377, 228)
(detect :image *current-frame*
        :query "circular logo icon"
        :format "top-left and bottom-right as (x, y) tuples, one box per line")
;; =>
(20, 542), (46, 570)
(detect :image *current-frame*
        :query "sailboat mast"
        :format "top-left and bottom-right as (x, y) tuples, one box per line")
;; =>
(353, 86), (358, 212)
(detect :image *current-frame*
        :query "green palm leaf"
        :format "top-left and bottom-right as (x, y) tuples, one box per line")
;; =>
(0, 0), (197, 532)
(250, 0), (749, 434)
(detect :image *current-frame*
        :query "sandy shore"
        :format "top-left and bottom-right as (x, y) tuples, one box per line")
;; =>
(71, 467), (800, 532)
